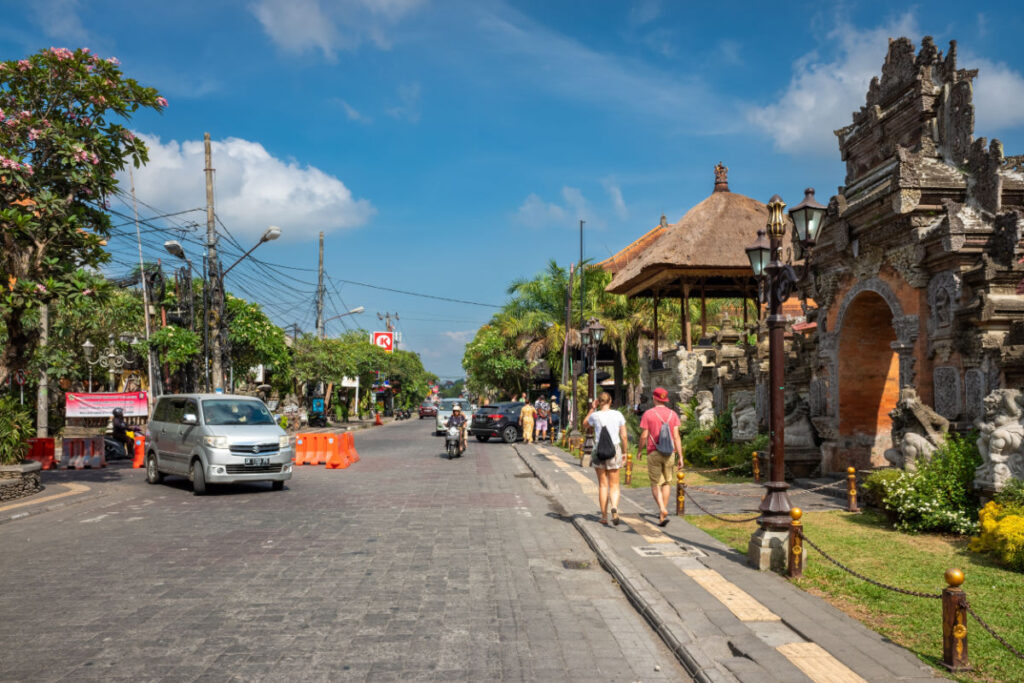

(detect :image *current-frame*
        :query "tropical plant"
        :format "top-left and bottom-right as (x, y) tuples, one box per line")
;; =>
(0, 395), (34, 464)
(0, 46), (166, 385)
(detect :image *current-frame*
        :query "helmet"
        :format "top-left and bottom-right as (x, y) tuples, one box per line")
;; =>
(112, 407), (124, 418)
(453, 404), (462, 412)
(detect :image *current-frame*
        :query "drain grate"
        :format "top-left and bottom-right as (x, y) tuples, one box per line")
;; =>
(514, 473), (534, 478)
(632, 543), (708, 558)
(562, 559), (593, 570)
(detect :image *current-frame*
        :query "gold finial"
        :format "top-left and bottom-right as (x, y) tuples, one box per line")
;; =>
(790, 507), (803, 522)
(847, 466), (855, 474)
(945, 568), (965, 587)
(713, 162), (729, 192)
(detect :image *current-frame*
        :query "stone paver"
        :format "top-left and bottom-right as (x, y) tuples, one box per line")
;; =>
(0, 421), (687, 682)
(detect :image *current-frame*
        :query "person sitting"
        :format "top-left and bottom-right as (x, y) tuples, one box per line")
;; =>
(111, 407), (134, 458)
(446, 404), (468, 451)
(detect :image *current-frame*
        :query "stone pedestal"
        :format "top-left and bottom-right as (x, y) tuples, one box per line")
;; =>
(747, 527), (790, 571)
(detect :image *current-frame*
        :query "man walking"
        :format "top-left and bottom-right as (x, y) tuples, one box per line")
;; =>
(639, 388), (682, 526)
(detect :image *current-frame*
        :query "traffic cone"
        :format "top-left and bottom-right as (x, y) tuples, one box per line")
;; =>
(374, 412), (383, 426)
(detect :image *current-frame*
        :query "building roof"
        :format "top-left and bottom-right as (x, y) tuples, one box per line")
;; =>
(606, 164), (784, 299)
(598, 216), (669, 275)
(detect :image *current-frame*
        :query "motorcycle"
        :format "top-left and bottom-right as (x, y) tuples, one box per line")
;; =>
(445, 425), (465, 459)
(308, 397), (328, 428)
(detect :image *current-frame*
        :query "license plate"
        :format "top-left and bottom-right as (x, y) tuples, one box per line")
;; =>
(244, 457), (270, 466)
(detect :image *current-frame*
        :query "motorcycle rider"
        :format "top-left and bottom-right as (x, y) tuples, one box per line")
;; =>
(111, 407), (134, 459)
(446, 404), (468, 452)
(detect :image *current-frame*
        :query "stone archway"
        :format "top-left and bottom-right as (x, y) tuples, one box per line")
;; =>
(837, 290), (901, 468)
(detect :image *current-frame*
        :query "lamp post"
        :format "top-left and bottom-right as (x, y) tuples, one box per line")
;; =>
(320, 306), (365, 339)
(745, 188), (826, 570)
(82, 334), (139, 392)
(584, 318), (605, 403)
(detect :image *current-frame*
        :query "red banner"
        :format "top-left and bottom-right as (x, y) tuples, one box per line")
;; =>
(66, 392), (149, 418)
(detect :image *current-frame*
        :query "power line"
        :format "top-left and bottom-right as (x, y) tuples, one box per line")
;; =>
(333, 278), (501, 308)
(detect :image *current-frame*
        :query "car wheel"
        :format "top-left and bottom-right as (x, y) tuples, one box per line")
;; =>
(190, 459), (207, 496)
(501, 425), (519, 444)
(271, 480), (284, 491)
(475, 435), (490, 442)
(145, 453), (163, 485)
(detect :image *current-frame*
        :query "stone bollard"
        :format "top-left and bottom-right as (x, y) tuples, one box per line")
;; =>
(847, 467), (860, 512)
(942, 568), (971, 672)
(788, 507), (804, 579)
(676, 470), (685, 516)
(752, 451), (760, 484)
(625, 452), (633, 485)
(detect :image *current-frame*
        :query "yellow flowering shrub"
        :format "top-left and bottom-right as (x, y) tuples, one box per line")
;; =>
(969, 501), (1024, 571)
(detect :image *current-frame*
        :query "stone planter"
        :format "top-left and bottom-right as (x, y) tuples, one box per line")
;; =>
(0, 461), (43, 503)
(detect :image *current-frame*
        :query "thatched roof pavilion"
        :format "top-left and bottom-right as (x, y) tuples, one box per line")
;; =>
(606, 164), (780, 351)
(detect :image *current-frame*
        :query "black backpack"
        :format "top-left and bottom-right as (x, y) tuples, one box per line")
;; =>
(593, 425), (616, 461)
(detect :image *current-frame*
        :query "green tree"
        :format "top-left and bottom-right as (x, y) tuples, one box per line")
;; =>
(0, 47), (166, 385)
(225, 295), (290, 389)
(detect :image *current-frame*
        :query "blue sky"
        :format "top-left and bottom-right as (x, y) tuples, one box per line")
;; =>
(3, 0), (1024, 379)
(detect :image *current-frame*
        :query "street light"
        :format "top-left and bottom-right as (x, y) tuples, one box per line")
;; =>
(82, 333), (138, 392)
(745, 189), (827, 570)
(320, 306), (365, 338)
(222, 225), (282, 277)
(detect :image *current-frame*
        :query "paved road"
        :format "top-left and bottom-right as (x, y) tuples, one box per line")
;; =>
(1, 420), (688, 682)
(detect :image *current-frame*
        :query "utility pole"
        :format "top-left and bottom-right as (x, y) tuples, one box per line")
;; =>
(563, 263), (574, 439)
(205, 133), (224, 392)
(377, 312), (399, 348)
(316, 231), (325, 339)
(130, 167), (156, 404)
(35, 304), (48, 437)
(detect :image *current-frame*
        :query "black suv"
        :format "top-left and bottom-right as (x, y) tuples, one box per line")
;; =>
(469, 402), (524, 443)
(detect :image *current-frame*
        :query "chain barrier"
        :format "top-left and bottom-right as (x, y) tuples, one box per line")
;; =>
(683, 464), (740, 474)
(797, 530), (942, 599)
(684, 485), (765, 498)
(684, 489), (761, 523)
(965, 600), (1024, 661)
(788, 480), (846, 497)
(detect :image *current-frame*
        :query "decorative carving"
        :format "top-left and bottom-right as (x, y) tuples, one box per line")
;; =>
(933, 367), (963, 419)
(967, 137), (1004, 215)
(755, 381), (767, 426)
(712, 383), (724, 415)
(853, 246), (884, 281)
(884, 388), (950, 471)
(814, 271), (841, 310)
(893, 315), (920, 344)
(835, 278), (905, 333)
(713, 162), (729, 193)
(694, 390), (715, 429)
(892, 340), (917, 388)
(730, 391), (758, 442)
(927, 272), (961, 341)
(965, 369), (986, 421)
(674, 351), (705, 404)
(974, 389), (1024, 493)
(887, 244), (929, 288)
(990, 210), (1022, 268)
(940, 79), (974, 165)
(808, 378), (827, 417)
(811, 417), (838, 441)
(783, 395), (817, 449)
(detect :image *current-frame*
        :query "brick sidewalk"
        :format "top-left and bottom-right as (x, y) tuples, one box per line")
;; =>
(516, 443), (946, 683)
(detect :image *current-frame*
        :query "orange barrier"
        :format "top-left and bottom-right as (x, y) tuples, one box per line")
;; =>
(347, 432), (360, 463)
(132, 434), (146, 468)
(294, 435), (308, 465)
(26, 437), (56, 470)
(325, 434), (349, 469)
(60, 437), (107, 469)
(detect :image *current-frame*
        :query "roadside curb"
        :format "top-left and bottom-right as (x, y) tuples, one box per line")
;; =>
(514, 445), (736, 683)
(0, 485), (106, 526)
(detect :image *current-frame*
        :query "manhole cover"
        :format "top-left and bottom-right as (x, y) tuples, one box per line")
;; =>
(562, 559), (592, 570)
(632, 543), (708, 558)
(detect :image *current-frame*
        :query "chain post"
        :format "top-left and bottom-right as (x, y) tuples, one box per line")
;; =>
(788, 507), (804, 578)
(752, 451), (760, 484)
(625, 452), (633, 485)
(847, 466), (860, 512)
(676, 470), (685, 516)
(942, 568), (971, 672)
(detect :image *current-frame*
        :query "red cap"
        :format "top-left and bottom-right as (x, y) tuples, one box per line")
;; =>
(652, 387), (669, 402)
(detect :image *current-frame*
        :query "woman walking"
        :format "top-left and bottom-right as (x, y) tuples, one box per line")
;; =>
(519, 401), (537, 443)
(585, 392), (628, 526)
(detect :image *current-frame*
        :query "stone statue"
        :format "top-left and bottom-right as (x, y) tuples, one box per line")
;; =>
(974, 389), (1024, 493)
(731, 391), (758, 442)
(675, 351), (705, 404)
(782, 395), (817, 449)
(694, 390), (715, 429)
(883, 389), (949, 471)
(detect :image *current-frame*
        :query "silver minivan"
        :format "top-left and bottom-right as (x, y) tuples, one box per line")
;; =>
(145, 393), (294, 495)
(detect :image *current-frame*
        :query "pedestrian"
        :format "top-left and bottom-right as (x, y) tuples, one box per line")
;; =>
(519, 401), (537, 443)
(110, 407), (134, 459)
(548, 395), (560, 441)
(585, 392), (628, 526)
(639, 387), (682, 526)
(534, 395), (550, 442)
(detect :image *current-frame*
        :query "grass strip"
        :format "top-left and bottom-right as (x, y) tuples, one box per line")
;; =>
(688, 509), (1024, 682)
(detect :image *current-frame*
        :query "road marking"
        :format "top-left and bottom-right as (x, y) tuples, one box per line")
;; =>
(620, 514), (675, 543)
(776, 642), (867, 683)
(80, 514), (108, 523)
(683, 569), (780, 622)
(0, 482), (90, 513)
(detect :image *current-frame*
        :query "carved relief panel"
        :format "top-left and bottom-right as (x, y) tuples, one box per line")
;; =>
(933, 366), (963, 420)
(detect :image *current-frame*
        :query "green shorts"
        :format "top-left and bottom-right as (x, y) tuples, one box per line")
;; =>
(647, 452), (676, 487)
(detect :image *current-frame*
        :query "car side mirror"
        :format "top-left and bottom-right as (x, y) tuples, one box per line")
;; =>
(183, 413), (198, 425)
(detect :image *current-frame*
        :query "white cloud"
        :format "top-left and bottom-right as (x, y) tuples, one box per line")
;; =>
(969, 56), (1024, 132)
(516, 186), (590, 228)
(747, 13), (919, 155)
(336, 99), (372, 123)
(628, 0), (661, 27)
(386, 82), (421, 123)
(602, 179), (629, 220)
(250, 0), (424, 59)
(125, 134), (374, 241)
(442, 330), (474, 344)
(31, 0), (91, 43)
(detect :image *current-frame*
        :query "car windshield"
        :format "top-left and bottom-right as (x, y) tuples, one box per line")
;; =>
(439, 400), (464, 411)
(202, 399), (275, 426)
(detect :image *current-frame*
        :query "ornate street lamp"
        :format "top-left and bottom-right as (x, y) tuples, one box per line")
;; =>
(745, 189), (826, 570)
(83, 333), (139, 392)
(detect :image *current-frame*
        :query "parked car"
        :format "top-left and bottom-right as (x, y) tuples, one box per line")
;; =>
(434, 398), (472, 435)
(418, 401), (438, 419)
(145, 393), (294, 495)
(469, 402), (524, 443)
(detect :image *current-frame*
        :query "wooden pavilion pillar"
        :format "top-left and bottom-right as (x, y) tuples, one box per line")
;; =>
(681, 282), (691, 351)
(700, 280), (707, 340)
(653, 290), (660, 365)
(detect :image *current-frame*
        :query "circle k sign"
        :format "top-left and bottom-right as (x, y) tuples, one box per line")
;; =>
(372, 331), (394, 352)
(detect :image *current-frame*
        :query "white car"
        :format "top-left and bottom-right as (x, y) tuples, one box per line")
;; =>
(434, 398), (469, 435)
